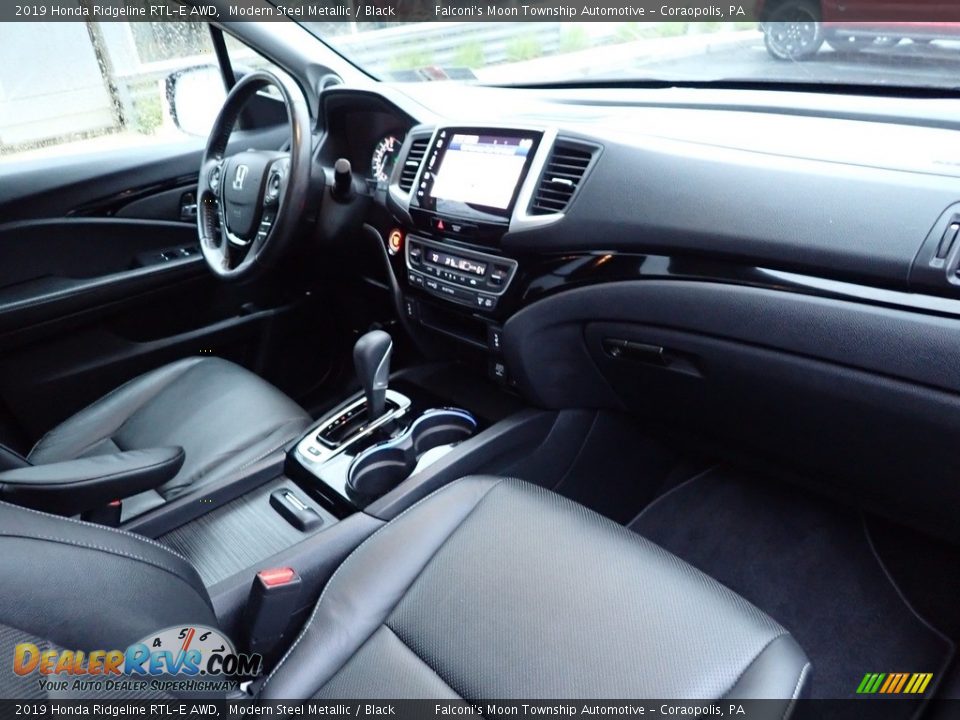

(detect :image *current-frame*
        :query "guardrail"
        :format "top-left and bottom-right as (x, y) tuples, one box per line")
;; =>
(3, 22), (741, 150)
(329, 21), (569, 75)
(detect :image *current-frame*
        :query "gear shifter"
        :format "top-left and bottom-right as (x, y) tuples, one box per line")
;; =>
(354, 330), (393, 421)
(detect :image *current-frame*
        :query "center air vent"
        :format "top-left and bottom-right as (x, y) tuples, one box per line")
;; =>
(398, 137), (430, 192)
(530, 141), (597, 215)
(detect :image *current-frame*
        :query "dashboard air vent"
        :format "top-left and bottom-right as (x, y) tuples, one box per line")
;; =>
(399, 137), (430, 192)
(530, 141), (596, 215)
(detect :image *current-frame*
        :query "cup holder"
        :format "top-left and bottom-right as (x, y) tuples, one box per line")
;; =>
(346, 408), (477, 503)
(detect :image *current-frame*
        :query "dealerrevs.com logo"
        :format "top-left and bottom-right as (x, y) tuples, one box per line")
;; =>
(12, 625), (261, 694)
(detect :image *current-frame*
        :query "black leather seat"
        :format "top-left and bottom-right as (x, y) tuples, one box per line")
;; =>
(0, 477), (810, 705)
(5, 357), (311, 517)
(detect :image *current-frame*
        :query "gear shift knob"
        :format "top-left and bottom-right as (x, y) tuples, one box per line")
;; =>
(354, 330), (392, 421)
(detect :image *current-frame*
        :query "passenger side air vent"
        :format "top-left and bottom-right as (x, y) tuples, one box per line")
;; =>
(530, 140), (597, 215)
(398, 137), (430, 193)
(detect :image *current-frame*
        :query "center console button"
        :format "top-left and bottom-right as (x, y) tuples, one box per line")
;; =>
(476, 294), (497, 310)
(403, 297), (418, 320)
(489, 358), (509, 385)
(488, 326), (504, 353)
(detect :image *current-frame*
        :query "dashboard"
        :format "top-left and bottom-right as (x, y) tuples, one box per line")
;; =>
(318, 84), (960, 299)
(316, 91), (416, 186)
(312, 83), (960, 543)
(312, 83), (960, 354)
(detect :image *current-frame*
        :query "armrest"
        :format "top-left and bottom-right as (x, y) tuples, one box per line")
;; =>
(0, 447), (185, 514)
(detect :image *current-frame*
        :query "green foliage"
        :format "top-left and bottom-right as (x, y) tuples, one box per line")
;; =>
(559, 26), (591, 54)
(615, 23), (690, 42)
(133, 94), (162, 135)
(692, 22), (725, 33)
(506, 34), (543, 62)
(389, 48), (434, 72)
(657, 23), (691, 37)
(454, 41), (485, 69)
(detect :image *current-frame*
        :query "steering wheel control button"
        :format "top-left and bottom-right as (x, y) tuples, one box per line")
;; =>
(265, 172), (282, 204)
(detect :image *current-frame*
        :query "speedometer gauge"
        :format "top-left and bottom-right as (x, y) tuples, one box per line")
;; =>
(371, 135), (402, 183)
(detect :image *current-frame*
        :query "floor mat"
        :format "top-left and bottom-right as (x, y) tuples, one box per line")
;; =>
(629, 465), (954, 708)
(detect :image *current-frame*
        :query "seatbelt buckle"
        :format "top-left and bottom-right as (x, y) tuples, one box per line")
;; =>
(243, 567), (302, 660)
(80, 499), (122, 527)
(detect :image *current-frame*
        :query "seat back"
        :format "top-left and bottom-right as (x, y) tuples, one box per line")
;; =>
(0, 501), (218, 696)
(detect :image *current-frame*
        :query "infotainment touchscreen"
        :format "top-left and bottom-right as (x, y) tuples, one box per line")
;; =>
(430, 133), (533, 210)
(414, 128), (542, 221)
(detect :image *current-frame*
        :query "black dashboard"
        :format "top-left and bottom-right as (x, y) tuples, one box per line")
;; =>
(315, 83), (960, 542)
(318, 84), (960, 304)
(316, 91), (417, 186)
(313, 82), (960, 355)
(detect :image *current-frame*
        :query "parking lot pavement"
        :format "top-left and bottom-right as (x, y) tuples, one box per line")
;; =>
(629, 36), (960, 89)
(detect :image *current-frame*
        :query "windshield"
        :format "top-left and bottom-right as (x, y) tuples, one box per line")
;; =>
(299, 18), (960, 91)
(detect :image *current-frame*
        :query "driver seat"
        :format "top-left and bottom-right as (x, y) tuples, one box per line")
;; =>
(3, 357), (311, 519)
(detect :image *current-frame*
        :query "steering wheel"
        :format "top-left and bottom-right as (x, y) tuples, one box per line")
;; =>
(197, 70), (312, 280)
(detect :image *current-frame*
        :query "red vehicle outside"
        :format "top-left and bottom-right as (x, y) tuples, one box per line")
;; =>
(755, 0), (960, 60)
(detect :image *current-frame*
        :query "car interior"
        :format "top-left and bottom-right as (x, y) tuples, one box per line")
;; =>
(1, 13), (959, 718)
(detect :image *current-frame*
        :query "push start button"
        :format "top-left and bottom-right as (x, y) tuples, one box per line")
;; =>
(387, 229), (403, 255)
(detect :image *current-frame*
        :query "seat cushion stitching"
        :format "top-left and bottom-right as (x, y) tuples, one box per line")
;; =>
(0, 499), (193, 564)
(787, 663), (811, 709)
(162, 418), (306, 497)
(312, 625), (462, 700)
(2, 532), (196, 584)
(29, 359), (203, 459)
(110, 360), (210, 441)
(719, 631), (790, 698)
(233, 419), (309, 473)
(382, 624), (462, 699)
(259, 477), (508, 694)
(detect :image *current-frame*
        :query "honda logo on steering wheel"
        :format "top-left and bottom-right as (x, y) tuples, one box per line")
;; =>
(232, 164), (249, 191)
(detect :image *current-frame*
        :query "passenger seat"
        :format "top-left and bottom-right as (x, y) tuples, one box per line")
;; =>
(0, 477), (809, 706)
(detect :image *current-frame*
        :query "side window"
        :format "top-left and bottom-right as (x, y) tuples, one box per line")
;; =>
(223, 34), (284, 76)
(0, 22), (224, 163)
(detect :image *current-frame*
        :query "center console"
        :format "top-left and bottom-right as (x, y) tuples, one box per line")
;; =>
(287, 330), (480, 515)
(383, 124), (565, 384)
(405, 235), (518, 311)
(113, 126), (588, 666)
